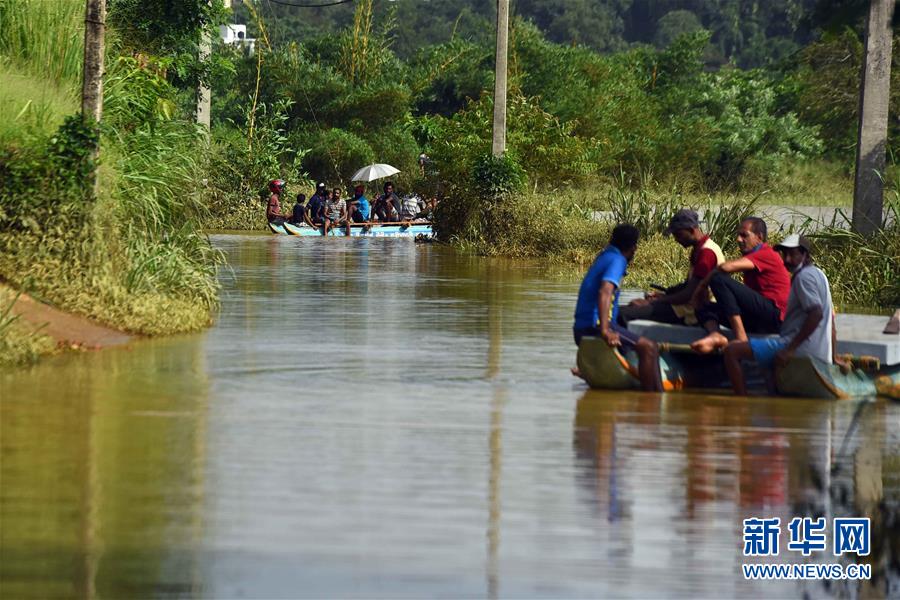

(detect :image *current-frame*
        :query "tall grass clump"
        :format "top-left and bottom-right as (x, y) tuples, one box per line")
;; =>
(0, 0), (83, 83)
(0, 1), (222, 340)
(811, 193), (900, 311)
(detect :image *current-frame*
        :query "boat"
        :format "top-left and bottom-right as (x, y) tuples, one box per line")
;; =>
(267, 221), (434, 239)
(576, 319), (900, 400)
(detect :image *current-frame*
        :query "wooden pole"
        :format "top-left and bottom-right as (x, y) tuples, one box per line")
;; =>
(491, 0), (509, 157)
(81, 0), (106, 197)
(852, 0), (895, 236)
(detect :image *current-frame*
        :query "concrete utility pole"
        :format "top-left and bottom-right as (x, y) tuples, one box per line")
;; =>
(491, 0), (509, 157)
(197, 0), (226, 128)
(197, 35), (212, 128)
(81, 0), (106, 125)
(852, 0), (895, 235)
(81, 0), (106, 196)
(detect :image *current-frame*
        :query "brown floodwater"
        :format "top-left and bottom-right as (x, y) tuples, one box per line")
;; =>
(2, 234), (898, 599)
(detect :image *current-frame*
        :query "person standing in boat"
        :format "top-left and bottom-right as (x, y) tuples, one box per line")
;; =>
(323, 188), (347, 235)
(346, 184), (371, 235)
(619, 209), (724, 327)
(723, 234), (835, 395)
(572, 224), (663, 392)
(306, 183), (328, 228)
(689, 217), (790, 353)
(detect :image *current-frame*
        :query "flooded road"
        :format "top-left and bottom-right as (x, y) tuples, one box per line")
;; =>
(2, 235), (898, 598)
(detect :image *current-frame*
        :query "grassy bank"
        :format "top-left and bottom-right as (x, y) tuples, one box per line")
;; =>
(436, 187), (900, 312)
(0, 3), (222, 366)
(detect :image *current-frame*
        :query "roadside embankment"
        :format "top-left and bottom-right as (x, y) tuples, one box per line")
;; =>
(0, 283), (133, 367)
(435, 188), (900, 312)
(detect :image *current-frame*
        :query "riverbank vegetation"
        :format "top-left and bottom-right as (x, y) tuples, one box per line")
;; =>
(213, 2), (900, 307)
(0, 0), (224, 364)
(1, 0), (897, 367)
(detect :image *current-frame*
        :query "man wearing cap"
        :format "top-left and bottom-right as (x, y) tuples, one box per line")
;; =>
(619, 209), (724, 327)
(306, 183), (328, 228)
(690, 217), (791, 353)
(723, 234), (836, 395)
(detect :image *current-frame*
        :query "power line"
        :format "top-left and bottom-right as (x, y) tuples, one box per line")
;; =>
(264, 0), (354, 7)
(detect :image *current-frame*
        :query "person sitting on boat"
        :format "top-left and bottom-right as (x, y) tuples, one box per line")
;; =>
(323, 187), (347, 235)
(689, 217), (790, 354)
(374, 181), (401, 222)
(400, 194), (425, 221)
(306, 183), (327, 227)
(266, 179), (289, 225)
(723, 234), (836, 395)
(572, 224), (663, 392)
(346, 184), (371, 235)
(619, 209), (724, 327)
(290, 193), (307, 226)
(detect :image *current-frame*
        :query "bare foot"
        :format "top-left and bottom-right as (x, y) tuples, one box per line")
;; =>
(571, 367), (586, 381)
(690, 331), (729, 354)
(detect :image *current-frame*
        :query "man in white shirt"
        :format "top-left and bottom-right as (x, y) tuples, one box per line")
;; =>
(723, 234), (835, 395)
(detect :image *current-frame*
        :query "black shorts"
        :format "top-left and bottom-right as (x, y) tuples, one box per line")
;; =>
(350, 211), (368, 223)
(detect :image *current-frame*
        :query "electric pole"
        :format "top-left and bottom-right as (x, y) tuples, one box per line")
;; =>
(491, 0), (509, 157)
(81, 0), (106, 195)
(197, 32), (212, 129)
(852, 0), (895, 235)
(197, 0), (225, 129)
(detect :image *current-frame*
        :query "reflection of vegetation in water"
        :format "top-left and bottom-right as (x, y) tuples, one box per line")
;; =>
(797, 401), (900, 597)
(0, 339), (209, 598)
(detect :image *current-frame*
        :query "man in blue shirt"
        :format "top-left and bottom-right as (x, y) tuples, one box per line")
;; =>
(573, 224), (662, 391)
(346, 184), (371, 235)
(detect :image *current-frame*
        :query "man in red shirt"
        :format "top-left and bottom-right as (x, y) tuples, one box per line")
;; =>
(690, 217), (791, 354)
(619, 209), (724, 326)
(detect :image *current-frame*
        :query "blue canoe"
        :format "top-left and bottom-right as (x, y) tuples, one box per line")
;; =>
(268, 221), (434, 239)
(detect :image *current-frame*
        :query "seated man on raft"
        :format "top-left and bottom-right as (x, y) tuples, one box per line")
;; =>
(723, 234), (838, 395)
(265, 179), (289, 225)
(619, 209), (724, 327)
(323, 188), (348, 235)
(306, 183), (328, 228)
(346, 184), (371, 235)
(572, 224), (663, 392)
(690, 217), (791, 354)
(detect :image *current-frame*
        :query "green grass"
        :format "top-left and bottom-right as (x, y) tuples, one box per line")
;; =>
(557, 161), (854, 211)
(436, 181), (899, 310)
(0, 61), (76, 143)
(0, 0), (84, 84)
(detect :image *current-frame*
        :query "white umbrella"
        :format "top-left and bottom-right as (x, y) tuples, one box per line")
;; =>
(350, 163), (400, 182)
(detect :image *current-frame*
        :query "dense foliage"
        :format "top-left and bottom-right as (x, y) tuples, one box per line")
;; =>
(236, 0), (848, 68)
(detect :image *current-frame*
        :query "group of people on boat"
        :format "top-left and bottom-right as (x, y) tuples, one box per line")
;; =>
(266, 180), (436, 235)
(573, 209), (837, 395)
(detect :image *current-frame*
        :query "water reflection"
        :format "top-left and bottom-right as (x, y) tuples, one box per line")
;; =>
(574, 393), (899, 597)
(1, 235), (897, 598)
(0, 337), (210, 598)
